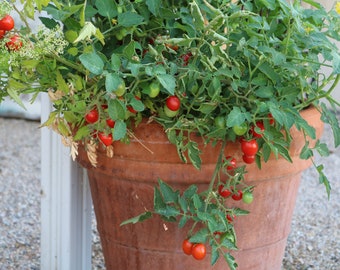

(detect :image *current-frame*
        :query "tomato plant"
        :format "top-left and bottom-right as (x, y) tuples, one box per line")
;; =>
(191, 243), (206, 260)
(85, 109), (99, 124)
(0, 14), (14, 31)
(241, 139), (258, 156)
(182, 239), (193, 255)
(98, 132), (113, 146)
(6, 34), (22, 51)
(166, 95), (180, 111)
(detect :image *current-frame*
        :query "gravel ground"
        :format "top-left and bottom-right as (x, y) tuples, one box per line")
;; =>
(0, 116), (339, 270)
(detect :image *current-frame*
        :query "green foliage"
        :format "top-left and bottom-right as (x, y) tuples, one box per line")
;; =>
(1, 0), (340, 267)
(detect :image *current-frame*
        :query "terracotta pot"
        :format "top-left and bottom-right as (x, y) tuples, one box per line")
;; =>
(77, 106), (323, 270)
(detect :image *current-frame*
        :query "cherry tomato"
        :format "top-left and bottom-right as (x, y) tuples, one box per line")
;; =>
(6, 34), (22, 51)
(251, 121), (265, 138)
(106, 119), (115, 128)
(241, 139), (258, 156)
(242, 154), (255, 164)
(166, 95), (180, 111)
(164, 105), (179, 117)
(191, 243), (206, 260)
(0, 15), (15, 31)
(226, 214), (235, 223)
(268, 113), (275, 125)
(218, 185), (232, 198)
(114, 81), (126, 96)
(182, 239), (193, 255)
(85, 109), (99, 124)
(225, 156), (237, 171)
(214, 116), (226, 129)
(231, 190), (243, 201)
(233, 123), (248, 136)
(148, 81), (160, 98)
(98, 132), (113, 146)
(242, 191), (254, 204)
(0, 29), (6, 39)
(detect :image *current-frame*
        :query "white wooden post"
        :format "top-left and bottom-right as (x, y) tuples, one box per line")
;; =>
(40, 93), (93, 270)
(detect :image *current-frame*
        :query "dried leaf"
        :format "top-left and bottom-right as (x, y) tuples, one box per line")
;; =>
(86, 140), (98, 167)
(106, 145), (114, 158)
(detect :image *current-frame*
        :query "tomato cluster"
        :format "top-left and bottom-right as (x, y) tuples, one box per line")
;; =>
(182, 239), (206, 261)
(0, 14), (22, 51)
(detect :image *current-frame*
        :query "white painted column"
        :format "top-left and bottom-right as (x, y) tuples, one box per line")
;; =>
(40, 93), (93, 270)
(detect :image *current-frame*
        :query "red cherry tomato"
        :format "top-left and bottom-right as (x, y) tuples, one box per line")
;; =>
(182, 239), (193, 255)
(251, 121), (265, 138)
(191, 243), (206, 260)
(98, 133), (113, 146)
(225, 156), (237, 171)
(0, 15), (15, 31)
(218, 185), (232, 198)
(226, 214), (235, 223)
(6, 34), (22, 51)
(231, 190), (243, 201)
(166, 96), (180, 111)
(242, 154), (255, 164)
(241, 139), (258, 156)
(85, 109), (99, 124)
(106, 119), (115, 128)
(268, 113), (275, 125)
(0, 29), (6, 39)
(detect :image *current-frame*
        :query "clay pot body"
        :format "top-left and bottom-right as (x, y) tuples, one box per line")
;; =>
(77, 106), (323, 270)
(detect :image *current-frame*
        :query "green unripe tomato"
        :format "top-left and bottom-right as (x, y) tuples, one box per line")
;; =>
(148, 81), (160, 98)
(164, 105), (179, 117)
(233, 123), (248, 136)
(242, 191), (254, 204)
(214, 116), (226, 129)
(114, 81), (126, 97)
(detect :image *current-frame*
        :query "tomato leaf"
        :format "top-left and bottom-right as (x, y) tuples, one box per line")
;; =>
(73, 125), (90, 141)
(314, 141), (330, 157)
(120, 211), (153, 226)
(79, 51), (104, 75)
(300, 141), (313, 160)
(211, 246), (220, 266)
(95, 0), (117, 18)
(158, 179), (179, 204)
(189, 228), (209, 243)
(118, 11), (144, 27)
(178, 215), (189, 228)
(113, 119), (127, 140)
(156, 74), (176, 95)
(108, 99), (126, 120)
(187, 141), (202, 169)
(224, 253), (238, 270)
(146, 0), (161, 16)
